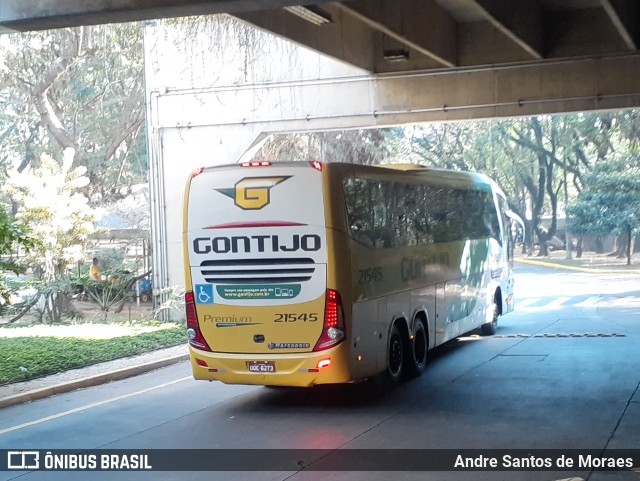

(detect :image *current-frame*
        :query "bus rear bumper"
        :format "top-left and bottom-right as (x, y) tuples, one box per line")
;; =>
(188, 343), (352, 387)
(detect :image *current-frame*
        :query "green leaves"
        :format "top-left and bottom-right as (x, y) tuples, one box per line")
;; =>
(0, 206), (37, 274)
(567, 156), (640, 263)
(5, 149), (97, 280)
(0, 24), (145, 200)
(567, 158), (640, 236)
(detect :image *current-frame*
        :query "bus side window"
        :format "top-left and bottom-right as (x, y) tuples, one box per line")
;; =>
(482, 191), (501, 242)
(371, 181), (393, 248)
(343, 178), (371, 246)
(343, 177), (388, 248)
(497, 196), (514, 258)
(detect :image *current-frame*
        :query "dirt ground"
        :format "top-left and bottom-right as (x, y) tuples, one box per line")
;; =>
(72, 299), (155, 323)
(0, 298), (156, 330)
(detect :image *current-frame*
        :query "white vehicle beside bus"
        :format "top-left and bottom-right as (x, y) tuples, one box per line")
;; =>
(183, 161), (523, 387)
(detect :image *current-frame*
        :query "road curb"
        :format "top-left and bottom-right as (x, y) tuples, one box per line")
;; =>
(0, 354), (190, 410)
(515, 258), (640, 274)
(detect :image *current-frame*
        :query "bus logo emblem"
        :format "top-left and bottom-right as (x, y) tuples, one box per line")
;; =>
(216, 176), (290, 210)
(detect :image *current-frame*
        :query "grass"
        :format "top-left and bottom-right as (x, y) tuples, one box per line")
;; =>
(0, 325), (185, 385)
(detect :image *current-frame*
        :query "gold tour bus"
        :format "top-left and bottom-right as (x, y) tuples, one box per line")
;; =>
(183, 161), (523, 387)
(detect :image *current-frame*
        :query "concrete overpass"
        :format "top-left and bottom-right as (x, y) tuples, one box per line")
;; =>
(2, 1), (639, 119)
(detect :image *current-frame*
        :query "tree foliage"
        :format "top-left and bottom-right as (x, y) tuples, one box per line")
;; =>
(567, 156), (640, 264)
(0, 24), (146, 201)
(0, 25), (149, 322)
(5, 148), (97, 281)
(0, 206), (38, 315)
(256, 130), (387, 165)
(0, 205), (37, 274)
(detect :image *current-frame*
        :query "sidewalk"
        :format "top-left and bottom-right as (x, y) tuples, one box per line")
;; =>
(0, 344), (190, 409)
(515, 251), (640, 274)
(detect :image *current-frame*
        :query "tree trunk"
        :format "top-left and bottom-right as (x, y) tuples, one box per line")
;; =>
(576, 236), (583, 258)
(536, 224), (554, 257)
(537, 240), (549, 257)
(626, 228), (632, 266)
(595, 236), (604, 254)
(527, 221), (535, 257)
(6, 295), (40, 323)
(613, 233), (629, 259)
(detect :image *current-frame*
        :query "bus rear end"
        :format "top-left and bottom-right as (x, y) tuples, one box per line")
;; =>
(183, 161), (350, 387)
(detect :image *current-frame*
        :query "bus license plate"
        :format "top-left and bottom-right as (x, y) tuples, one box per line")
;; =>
(247, 361), (276, 373)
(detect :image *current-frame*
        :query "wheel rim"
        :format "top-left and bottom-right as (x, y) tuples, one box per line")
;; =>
(389, 333), (403, 376)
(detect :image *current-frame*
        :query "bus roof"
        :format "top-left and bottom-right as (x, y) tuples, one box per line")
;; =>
(192, 161), (502, 194)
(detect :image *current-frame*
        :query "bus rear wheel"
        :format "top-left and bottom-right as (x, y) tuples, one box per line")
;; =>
(405, 319), (427, 378)
(387, 324), (404, 384)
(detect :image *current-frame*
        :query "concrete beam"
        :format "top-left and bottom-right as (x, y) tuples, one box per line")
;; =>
(150, 54), (640, 131)
(336, 0), (457, 67)
(0, 0), (322, 32)
(235, 5), (375, 72)
(458, 21), (540, 66)
(372, 56), (640, 122)
(546, 8), (631, 58)
(470, 0), (543, 59)
(601, 0), (638, 50)
(372, 40), (449, 73)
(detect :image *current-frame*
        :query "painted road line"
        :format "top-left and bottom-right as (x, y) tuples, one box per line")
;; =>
(611, 295), (640, 307)
(574, 296), (601, 308)
(0, 376), (192, 436)
(517, 297), (572, 311)
(544, 296), (572, 308)
(515, 298), (542, 309)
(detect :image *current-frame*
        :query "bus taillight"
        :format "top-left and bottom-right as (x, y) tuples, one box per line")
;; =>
(191, 167), (205, 178)
(309, 160), (323, 171)
(314, 289), (345, 351)
(185, 290), (211, 351)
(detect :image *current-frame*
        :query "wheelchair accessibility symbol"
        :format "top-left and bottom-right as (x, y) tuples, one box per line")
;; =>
(195, 284), (214, 304)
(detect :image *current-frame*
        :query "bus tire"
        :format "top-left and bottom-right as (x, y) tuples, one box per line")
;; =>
(405, 319), (428, 378)
(481, 300), (499, 336)
(386, 324), (405, 384)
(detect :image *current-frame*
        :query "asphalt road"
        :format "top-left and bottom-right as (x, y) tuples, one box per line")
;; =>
(1, 264), (639, 481)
